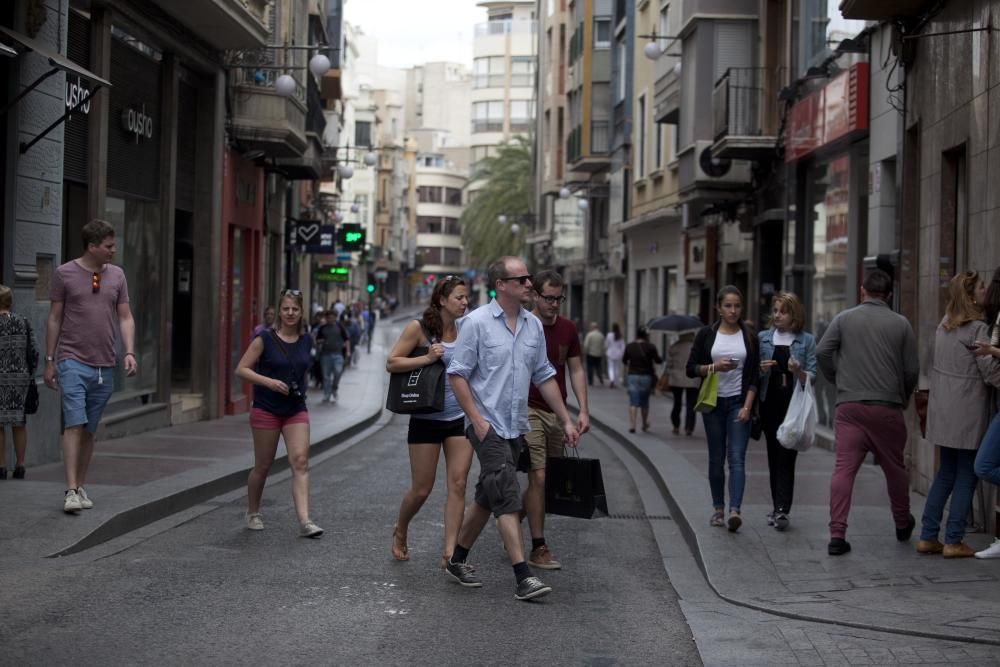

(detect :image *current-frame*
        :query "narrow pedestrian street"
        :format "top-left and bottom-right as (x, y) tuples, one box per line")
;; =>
(0, 409), (699, 666)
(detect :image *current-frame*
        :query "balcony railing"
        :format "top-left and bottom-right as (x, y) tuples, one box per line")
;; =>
(713, 67), (785, 141)
(473, 74), (506, 89)
(474, 20), (538, 36)
(472, 119), (504, 134)
(591, 120), (609, 154)
(230, 65), (306, 105)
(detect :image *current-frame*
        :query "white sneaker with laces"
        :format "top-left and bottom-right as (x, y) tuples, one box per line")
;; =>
(975, 538), (1000, 559)
(64, 489), (82, 513)
(299, 519), (324, 538)
(246, 513), (264, 531)
(77, 487), (94, 509)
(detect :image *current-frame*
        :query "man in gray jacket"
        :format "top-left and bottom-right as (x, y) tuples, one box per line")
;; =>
(816, 269), (920, 556)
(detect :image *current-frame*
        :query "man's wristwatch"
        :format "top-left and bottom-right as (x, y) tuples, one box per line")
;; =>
(125, 352), (137, 359)
(45, 355), (55, 362)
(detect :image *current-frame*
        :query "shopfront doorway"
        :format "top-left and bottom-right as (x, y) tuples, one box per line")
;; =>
(172, 210), (193, 388)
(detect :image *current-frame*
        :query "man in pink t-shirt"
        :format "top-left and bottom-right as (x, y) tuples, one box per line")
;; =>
(43, 219), (137, 514)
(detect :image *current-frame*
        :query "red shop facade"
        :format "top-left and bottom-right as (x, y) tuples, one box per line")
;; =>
(783, 62), (870, 431)
(219, 147), (265, 415)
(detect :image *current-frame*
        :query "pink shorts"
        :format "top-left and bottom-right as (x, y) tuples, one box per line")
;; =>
(249, 408), (309, 430)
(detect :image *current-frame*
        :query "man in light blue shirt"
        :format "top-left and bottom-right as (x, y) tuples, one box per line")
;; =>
(446, 256), (580, 601)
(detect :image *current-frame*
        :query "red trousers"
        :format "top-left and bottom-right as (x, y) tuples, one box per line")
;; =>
(829, 402), (911, 539)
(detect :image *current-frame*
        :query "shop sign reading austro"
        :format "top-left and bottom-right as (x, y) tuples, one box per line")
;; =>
(66, 76), (91, 115)
(121, 103), (154, 143)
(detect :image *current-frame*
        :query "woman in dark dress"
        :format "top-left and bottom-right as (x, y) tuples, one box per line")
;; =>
(622, 327), (662, 433)
(236, 289), (322, 538)
(757, 292), (816, 531)
(0, 284), (38, 479)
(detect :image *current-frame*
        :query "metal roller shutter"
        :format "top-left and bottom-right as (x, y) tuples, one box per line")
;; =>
(175, 80), (197, 212)
(64, 10), (90, 184)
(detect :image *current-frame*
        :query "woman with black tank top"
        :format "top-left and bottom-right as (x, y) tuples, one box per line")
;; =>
(387, 277), (471, 567)
(236, 289), (323, 538)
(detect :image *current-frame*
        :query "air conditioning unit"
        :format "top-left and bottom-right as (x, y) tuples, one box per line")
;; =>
(692, 140), (752, 185)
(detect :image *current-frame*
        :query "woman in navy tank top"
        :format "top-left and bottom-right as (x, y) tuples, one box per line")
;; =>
(236, 289), (323, 538)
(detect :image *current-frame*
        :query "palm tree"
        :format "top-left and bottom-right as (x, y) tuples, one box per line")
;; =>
(460, 136), (533, 269)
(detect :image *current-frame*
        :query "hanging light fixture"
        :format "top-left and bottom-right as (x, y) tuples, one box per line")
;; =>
(578, 198), (589, 211)
(350, 203), (360, 213)
(643, 42), (662, 60)
(309, 53), (331, 77)
(363, 151), (377, 166)
(559, 187), (571, 199)
(274, 73), (296, 97)
(497, 214), (508, 225)
(338, 164), (354, 179)
(510, 223), (520, 234)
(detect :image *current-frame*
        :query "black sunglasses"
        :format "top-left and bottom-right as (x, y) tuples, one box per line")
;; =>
(281, 289), (302, 297)
(501, 274), (532, 285)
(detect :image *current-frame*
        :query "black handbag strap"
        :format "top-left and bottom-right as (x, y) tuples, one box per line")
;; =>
(269, 329), (293, 360)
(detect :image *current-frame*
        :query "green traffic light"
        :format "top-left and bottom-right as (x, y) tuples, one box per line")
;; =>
(367, 283), (376, 293)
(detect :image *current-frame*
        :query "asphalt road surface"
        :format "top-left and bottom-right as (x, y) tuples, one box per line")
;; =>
(0, 414), (701, 666)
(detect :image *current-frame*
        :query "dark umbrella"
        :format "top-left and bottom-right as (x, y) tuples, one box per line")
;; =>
(647, 314), (703, 332)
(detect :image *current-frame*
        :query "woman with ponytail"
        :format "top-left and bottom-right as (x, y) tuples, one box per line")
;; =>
(386, 277), (472, 567)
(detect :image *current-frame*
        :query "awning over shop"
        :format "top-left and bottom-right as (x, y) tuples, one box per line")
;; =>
(0, 25), (112, 153)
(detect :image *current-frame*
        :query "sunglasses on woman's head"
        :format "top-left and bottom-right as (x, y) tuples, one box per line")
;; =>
(281, 289), (302, 297)
(91, 272), (100, 293)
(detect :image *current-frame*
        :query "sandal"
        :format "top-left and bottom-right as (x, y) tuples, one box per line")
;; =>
(710, 511), (725, 527)
(391, 525), (410, 561)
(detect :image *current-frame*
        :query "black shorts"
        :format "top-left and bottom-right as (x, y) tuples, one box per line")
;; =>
(407, 416), (466, 444)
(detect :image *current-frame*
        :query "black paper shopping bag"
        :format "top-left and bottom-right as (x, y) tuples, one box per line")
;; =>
(544, 451), (609, 519)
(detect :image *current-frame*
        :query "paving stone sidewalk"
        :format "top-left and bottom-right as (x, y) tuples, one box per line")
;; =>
(578, 383), (1000, 647)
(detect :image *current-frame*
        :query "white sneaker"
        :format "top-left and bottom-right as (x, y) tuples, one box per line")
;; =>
(77, 487), (94, 509)
(64, 489), (82, 513)
(975, 538), (1000, 559)
(300, 519), (323, 538)
(246, 512), (264, 531)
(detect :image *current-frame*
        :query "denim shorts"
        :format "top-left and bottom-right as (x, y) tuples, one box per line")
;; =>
(57, 359), (115, 433)
(626, 373), (654, 408)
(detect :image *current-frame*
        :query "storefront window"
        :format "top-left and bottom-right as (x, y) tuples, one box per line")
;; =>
(808, 154), (850, 427)
(104, 197), (162, 395)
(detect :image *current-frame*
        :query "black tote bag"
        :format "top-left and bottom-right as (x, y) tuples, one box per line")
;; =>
(385, 322), (446, 415)
(544, 449), (609, 519)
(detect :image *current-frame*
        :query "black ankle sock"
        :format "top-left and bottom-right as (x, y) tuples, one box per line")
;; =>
(513, 561), (532, 583)
(531, 538), (546, 551)
(451, 544), (470, 564)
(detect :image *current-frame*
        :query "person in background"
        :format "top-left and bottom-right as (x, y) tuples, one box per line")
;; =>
(236, 289), (322, 538)
(974, 267), (1000, 559)
(918, 272), (1000, 558)
(387, 277), (471, 566)
(605, 323), (625, 389)
(667, 332), (700, 437)
(816, 269), (919, 556)
(583, 322), (606, 386)
(686, 286), (759, 532)
(0, 285), (38, 480)
(251, 305), (275, 338)
(623, 327), (662, 434)
(316, 311), (349, 403)
(345, 313), (362, 367)
(757, 292), (816, 531)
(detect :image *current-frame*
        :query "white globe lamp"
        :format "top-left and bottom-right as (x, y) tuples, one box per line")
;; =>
(577, 198), (589, 211)
(559, 187), (571, 199)
(363, 151), (377, 166)
(309, 53), (331, 78)
(644, 42), (662, 61)
(350, 204), (360, 213)
(338, 164), (354, 179)
(275, 74), (296, 97)
(510, 223), (520, 234)
(497, 214), (507, 225)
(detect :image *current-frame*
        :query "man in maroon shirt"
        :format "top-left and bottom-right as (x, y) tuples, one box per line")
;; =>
(524, 270), (590, 569)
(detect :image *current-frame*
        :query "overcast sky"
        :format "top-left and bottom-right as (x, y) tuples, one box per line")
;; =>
(343, 0), (484, 69)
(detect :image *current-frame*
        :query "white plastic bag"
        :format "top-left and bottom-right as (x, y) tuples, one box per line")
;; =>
(776, 380), (817, 452)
